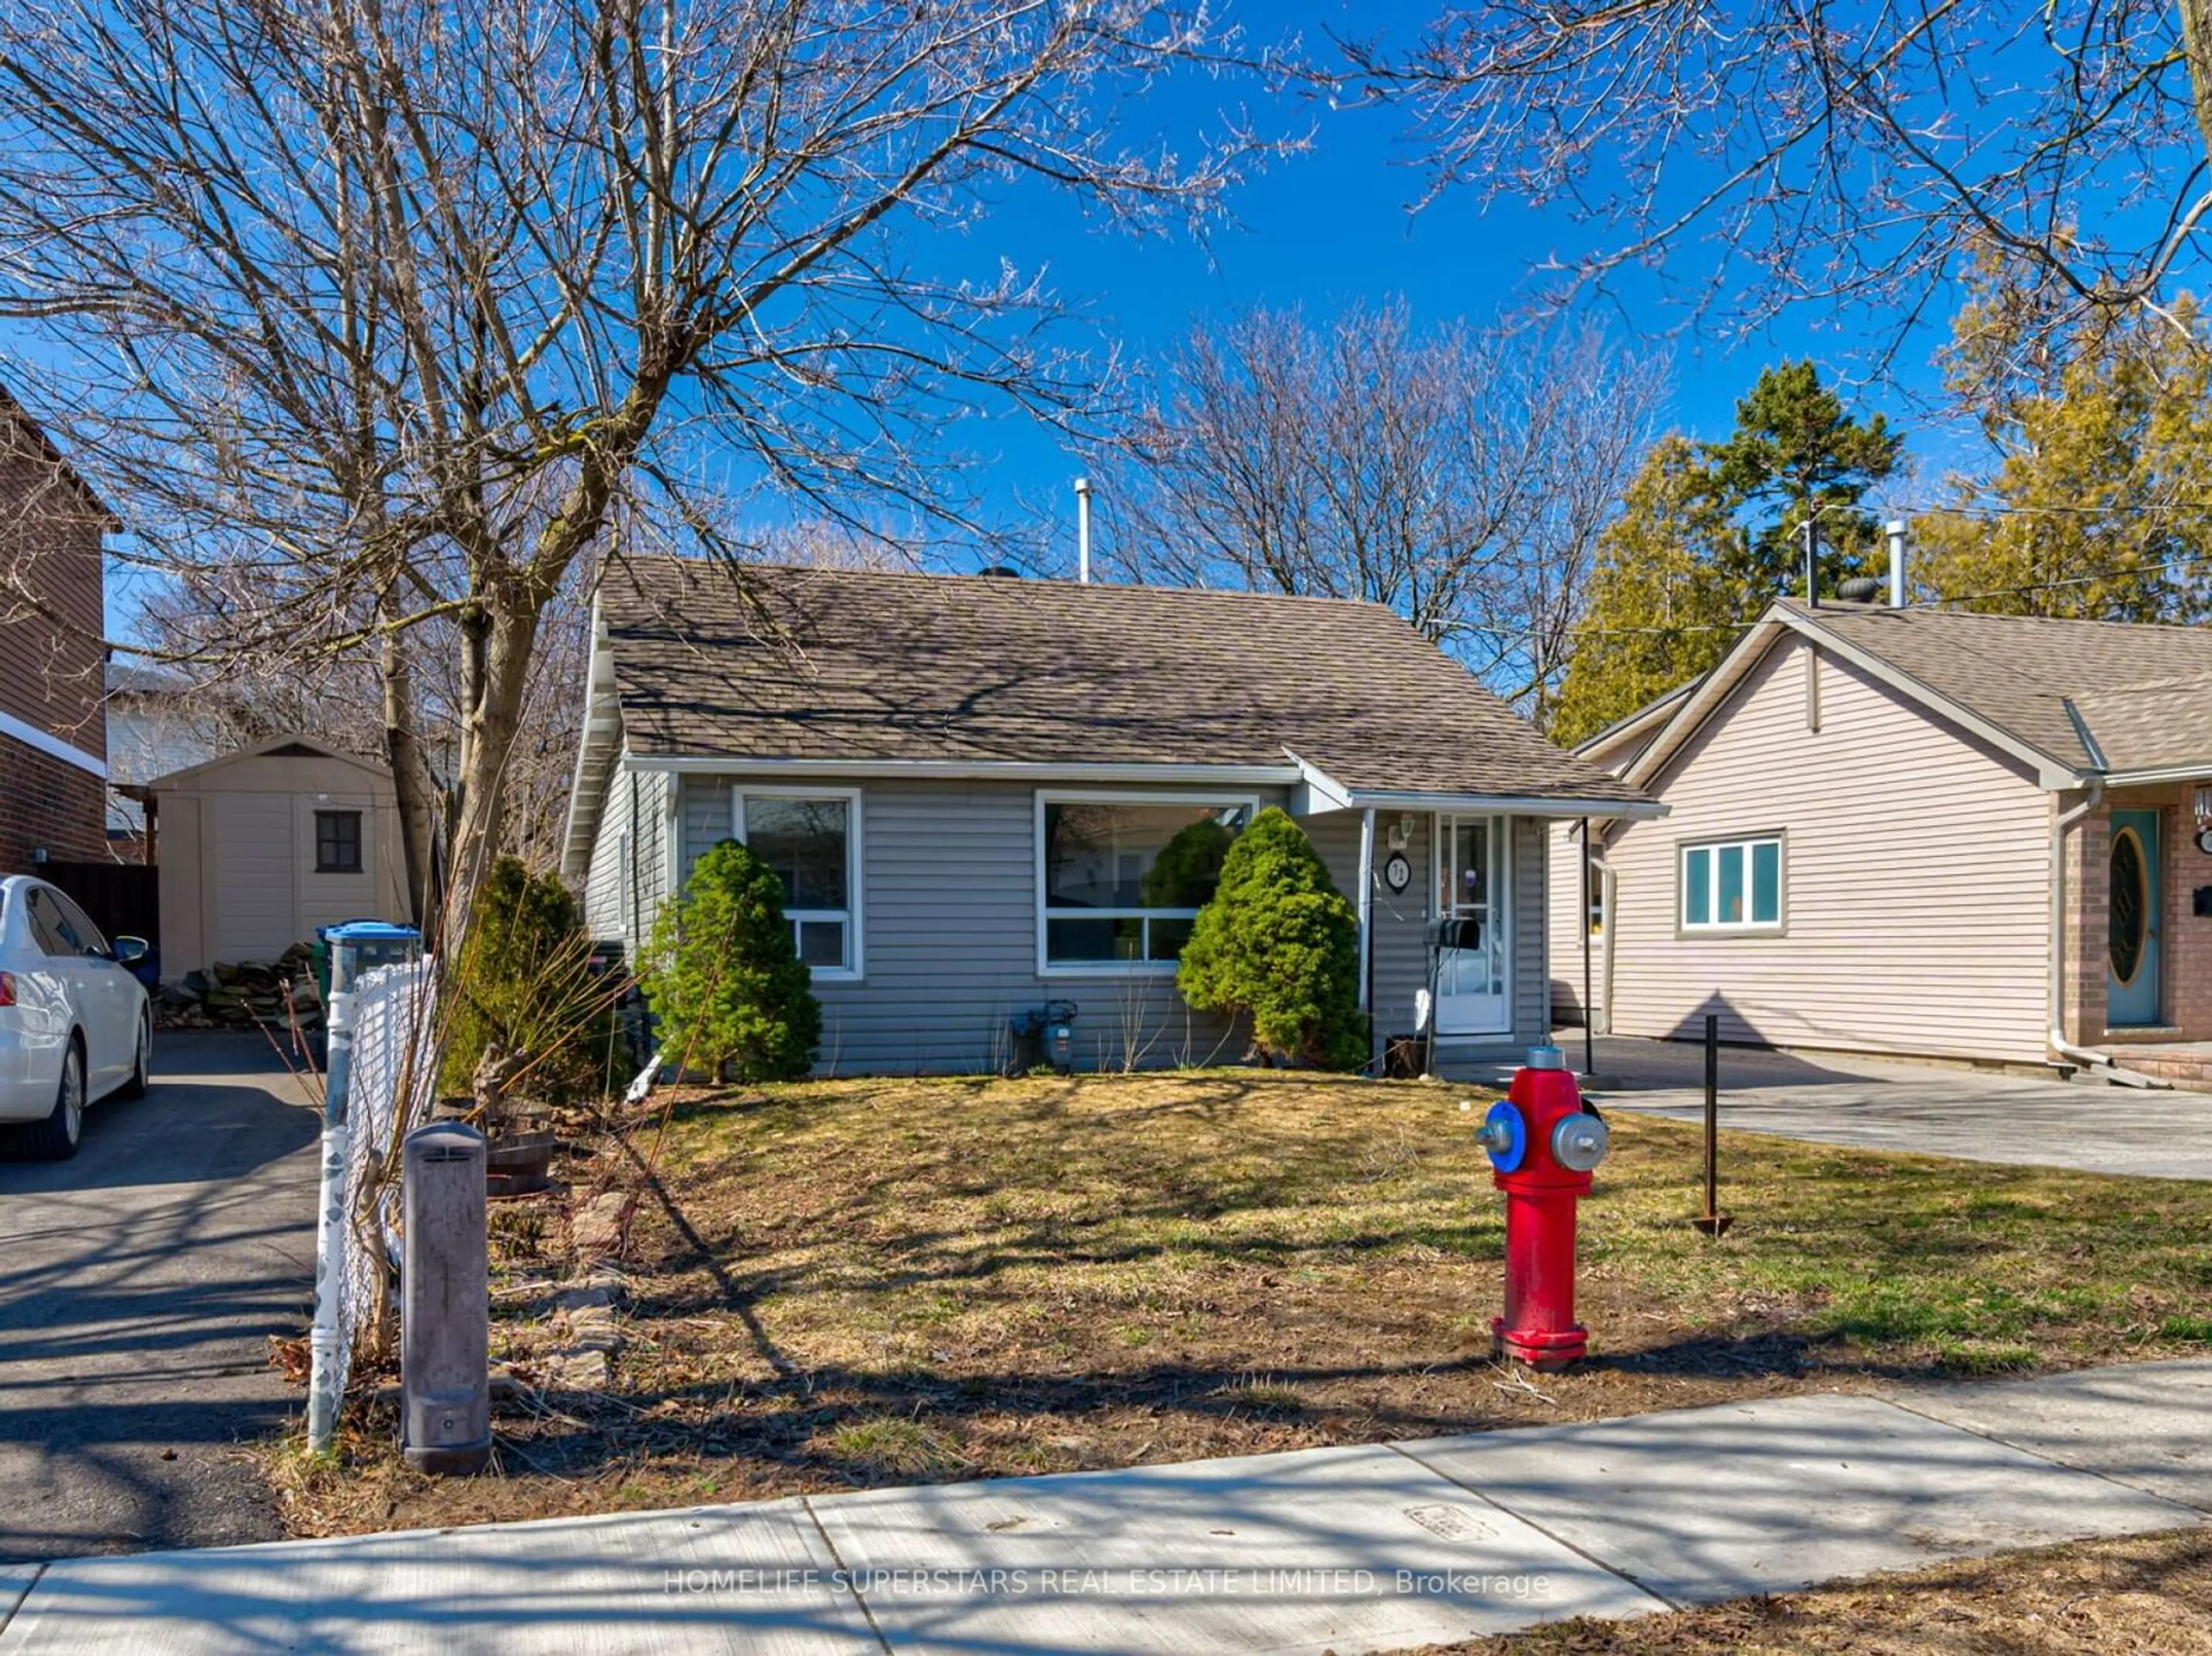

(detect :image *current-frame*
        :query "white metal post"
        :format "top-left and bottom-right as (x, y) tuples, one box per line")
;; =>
(305, 978), (355, 1456)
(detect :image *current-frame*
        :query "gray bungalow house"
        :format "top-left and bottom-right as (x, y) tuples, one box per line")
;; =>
(563, 557), (1658, 1074)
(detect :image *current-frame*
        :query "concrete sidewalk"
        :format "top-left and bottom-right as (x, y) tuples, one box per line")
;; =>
(3, 1360), (2207, 1655)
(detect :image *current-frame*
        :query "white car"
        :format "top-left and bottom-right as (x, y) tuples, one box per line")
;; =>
(0, 874), (151, 1158)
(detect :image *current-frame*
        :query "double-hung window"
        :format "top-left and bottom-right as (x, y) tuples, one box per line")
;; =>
(732, 787), (862, 979)
(1039, 795), (1253, 971)
(1680, 834), (1783, 933)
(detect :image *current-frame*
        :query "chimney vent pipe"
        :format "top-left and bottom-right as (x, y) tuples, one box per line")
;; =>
(1074, 476), (1092, 584)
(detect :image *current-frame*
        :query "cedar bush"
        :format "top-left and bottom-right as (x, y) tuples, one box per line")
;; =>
(1176, 806), (1366, 1070)
(645, 838), (821, 1083)
(440, 856), (618, 1101)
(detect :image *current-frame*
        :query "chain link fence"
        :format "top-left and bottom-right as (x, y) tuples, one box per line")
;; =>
(308, 957), (438, 1452)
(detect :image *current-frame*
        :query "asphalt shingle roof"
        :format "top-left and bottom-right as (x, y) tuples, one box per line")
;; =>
(1785, 599), (2212, 775)
(598, 557), (1648, 804)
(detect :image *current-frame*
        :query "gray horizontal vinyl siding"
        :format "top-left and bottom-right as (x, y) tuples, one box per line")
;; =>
(1308, 808), (1548, 1062)
(581, 764), (672, 968)
(582, 758), (634, 940)
(675, 776), (1271, 1075)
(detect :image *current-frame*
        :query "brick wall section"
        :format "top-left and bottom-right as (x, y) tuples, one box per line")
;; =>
(0, 734), (109, 872)
(2061, 793), (2107, 1047)
(0, 391), (109, 871)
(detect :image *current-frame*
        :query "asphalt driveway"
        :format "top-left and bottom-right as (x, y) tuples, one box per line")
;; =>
(1546, 1036), (2212, 1181)
(0, 1032), (318, 1563)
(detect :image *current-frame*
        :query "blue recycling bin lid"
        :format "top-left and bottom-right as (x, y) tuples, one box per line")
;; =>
(321, 919), (419, 943)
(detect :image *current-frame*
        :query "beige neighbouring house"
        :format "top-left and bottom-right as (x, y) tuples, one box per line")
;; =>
(128, 736), (411, 979)
(1551, 596), (2212, 1088)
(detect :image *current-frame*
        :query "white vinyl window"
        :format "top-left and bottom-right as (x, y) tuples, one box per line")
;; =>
(731, 786), (863, 980)
(1680, 834), (1783, 933)
(1037, 793), (1254, 973)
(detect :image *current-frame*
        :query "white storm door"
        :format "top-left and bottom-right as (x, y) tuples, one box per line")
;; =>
(1435, 814), (1510, 1036)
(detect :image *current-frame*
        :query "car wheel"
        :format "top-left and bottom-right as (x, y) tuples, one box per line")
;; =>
(118, 1015), (150, 1101)
(22, 1042), (85, 1161)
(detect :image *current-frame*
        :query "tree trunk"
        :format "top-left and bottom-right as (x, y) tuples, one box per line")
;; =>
(2183, 0), (2212, 165)
(442, 584), (547, 944)
(379, 612), (436, 927)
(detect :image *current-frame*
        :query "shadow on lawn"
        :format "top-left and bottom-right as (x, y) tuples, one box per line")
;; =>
(446, 1137), (1978, 1502)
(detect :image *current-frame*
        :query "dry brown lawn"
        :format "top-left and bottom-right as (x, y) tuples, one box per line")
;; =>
(275, 1069), (2212, 1543)
(1417, 1527), (2212, 1654)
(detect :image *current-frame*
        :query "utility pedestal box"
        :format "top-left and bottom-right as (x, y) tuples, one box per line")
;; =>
(400, 1121), (491, 1475)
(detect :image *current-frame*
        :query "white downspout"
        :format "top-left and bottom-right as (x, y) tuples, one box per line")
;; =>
(2049, 779), (2105, 1068)
(1598, 859), (1618, 1037)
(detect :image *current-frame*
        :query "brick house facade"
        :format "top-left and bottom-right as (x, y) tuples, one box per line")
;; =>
(0, 385), (114, 873)
(2059, 783), (2212, 1085)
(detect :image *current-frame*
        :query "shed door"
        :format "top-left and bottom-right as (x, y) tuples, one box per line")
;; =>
(2107, 809), (2162, 1028)
(1434, 815), (1511, 1036)
(213, 791), (299, 961)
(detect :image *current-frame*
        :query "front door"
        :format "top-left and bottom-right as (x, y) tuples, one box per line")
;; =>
(2108, 809), (2162, 1027)
(1435, 815), (1510, 1036)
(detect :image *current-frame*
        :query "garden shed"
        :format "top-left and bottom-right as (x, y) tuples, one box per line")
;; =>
(129, 734), (412, 979)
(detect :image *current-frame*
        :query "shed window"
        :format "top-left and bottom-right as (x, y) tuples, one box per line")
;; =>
(1039, 796), (1252, 971)
(315, 810), (363, 874)
(1681, 835), (1782, 932)
(732, 789), (862, 979)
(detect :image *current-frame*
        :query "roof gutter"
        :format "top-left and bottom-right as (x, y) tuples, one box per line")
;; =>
(623, 757), (1309, 786)
(1337, 789), (1668, 820)
(1290, 752), (1665, 820)
(2096, 763), (2212, 788)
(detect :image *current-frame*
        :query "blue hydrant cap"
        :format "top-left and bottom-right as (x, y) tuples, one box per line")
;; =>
(1525, 1044), (1565, 1070)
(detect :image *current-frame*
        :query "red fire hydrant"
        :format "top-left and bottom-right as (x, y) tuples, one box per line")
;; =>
(1474, 1045), (1611, 1370)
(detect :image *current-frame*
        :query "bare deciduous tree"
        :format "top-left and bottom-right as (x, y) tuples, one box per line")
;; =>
(1349, 4), (2212, 357)
(1099, 301), (1665, 723)
(0, 0), (1263, 931)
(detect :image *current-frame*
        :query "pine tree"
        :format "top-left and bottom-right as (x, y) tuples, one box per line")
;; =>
(1550, 437), (1741, 745)
(440, 856), (616, 1102)
(645, 839), (822, 1083)
(1704, 359), (1904, 596)
(1177, 808), (1365, 1070)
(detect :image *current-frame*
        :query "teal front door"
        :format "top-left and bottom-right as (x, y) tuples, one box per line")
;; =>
(2107, 809), (2162, 1027)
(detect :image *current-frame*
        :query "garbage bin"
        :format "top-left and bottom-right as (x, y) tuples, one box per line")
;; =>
(321, 919), (424, 996)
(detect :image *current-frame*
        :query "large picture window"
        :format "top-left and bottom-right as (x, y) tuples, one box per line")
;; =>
(1680, 834), (1783, 933)
(732, 788), (862, 979)
(1039, 795), (1253, 971)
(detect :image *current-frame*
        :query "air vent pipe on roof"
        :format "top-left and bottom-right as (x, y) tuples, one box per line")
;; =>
(1885, 519), (1908, 607)
(1074, 476), (1092, 583)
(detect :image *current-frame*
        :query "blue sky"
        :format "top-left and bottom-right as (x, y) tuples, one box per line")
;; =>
(940, 5), (1964, 572)
(81, 1), (2147, 629)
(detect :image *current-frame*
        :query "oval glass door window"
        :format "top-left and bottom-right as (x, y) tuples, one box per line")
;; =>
(2109, 827), (2149, 986)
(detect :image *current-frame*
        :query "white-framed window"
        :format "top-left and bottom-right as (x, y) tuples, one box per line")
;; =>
(1036, 792), (1255, 974)
(1680, 833), (1784, 933)
(730, 786), (863, 980)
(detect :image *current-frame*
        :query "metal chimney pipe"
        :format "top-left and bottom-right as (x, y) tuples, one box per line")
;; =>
(1801, 518), (1820, 607)
(1885, 519), (1908, 607)
(1074, 476), (1092, 583)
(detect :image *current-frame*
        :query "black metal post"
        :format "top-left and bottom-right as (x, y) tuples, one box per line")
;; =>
(1694, 1012), (1733, 1237)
